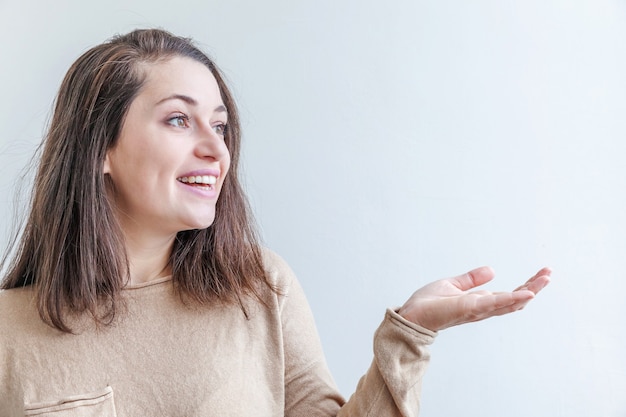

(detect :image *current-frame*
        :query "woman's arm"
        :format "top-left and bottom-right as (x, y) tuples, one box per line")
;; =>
(274, 252), (550, 416)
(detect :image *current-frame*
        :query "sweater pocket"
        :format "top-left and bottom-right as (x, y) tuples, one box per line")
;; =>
(23, 386), (116, 417)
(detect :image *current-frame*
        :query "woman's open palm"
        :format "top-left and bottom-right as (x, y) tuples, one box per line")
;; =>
(398, 267), (551, 331)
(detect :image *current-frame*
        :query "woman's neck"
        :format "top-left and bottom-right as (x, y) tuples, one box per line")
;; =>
(123, 232), (175, 285)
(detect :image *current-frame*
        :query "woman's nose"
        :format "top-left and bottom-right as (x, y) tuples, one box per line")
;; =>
(195, 125), (229, 161)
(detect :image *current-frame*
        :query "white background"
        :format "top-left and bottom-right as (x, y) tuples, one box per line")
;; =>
(1, 1), (625, 416)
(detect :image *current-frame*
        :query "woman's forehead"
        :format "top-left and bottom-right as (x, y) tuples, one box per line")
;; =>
(136, 57), (223, 107)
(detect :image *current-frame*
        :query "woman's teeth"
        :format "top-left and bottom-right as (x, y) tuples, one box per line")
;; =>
(178, 175), (217, 185)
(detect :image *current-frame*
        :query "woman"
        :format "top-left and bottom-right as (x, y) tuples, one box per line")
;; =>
(0, 29), (550, 416)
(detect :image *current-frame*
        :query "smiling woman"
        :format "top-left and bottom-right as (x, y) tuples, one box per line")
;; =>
(0, 30), (268, 329)
(0, 29), (549, 416)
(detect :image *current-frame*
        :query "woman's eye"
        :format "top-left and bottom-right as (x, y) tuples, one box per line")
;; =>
(214, 123), (227, 136)
(166, 115), (189, 128)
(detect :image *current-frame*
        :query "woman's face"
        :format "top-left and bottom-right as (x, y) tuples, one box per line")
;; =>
(104, 56), (230, 238)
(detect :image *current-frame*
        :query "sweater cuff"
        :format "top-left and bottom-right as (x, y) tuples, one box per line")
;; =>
(386, 308), (438, 342)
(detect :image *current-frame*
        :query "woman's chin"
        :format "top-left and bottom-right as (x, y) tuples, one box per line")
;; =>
(180, 217), (216, 232)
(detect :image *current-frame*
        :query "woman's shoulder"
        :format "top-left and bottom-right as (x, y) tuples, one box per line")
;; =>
(0, 286), (43, 341)
(0, 285), (36, 313)
(262, 247), (308, 299)
(260, 247), (298, 291)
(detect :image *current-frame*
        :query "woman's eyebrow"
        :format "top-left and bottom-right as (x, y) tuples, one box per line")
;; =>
(157, 94), (198, 106)
(156, 94), (227, 115)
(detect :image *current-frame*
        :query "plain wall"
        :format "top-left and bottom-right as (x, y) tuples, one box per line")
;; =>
(1, 1), (625, 415)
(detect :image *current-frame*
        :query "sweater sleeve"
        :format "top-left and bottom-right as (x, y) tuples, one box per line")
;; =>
(270, 253), (436, 417)
(337, 309), (437, 417)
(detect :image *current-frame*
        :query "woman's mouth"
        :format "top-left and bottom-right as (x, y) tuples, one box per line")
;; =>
(177, 175), (217, 189)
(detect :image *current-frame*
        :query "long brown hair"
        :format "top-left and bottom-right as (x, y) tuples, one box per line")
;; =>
(1, 29), (269, 332)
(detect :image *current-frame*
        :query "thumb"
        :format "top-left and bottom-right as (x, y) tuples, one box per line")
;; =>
(448, 266), (495, 291)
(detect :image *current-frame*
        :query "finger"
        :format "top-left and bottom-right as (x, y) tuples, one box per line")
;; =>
(495, 292), (536, 312)
(513, 267), (550, 289)
(514, 268), (552, 292)
(525, 275), (550, 294)
(478, 300), (532, 320)
(449, 266), (495, 291)
(535, 267), (552, 277)
(473, 291), (534, 314)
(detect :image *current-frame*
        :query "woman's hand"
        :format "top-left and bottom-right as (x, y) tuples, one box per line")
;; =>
(397, 267), (551, 332)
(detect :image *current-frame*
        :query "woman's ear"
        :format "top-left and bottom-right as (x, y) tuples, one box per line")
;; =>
(103, 153), (111, 174)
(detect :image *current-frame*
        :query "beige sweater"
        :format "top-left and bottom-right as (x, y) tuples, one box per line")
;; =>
(0, 251), (436, 416)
